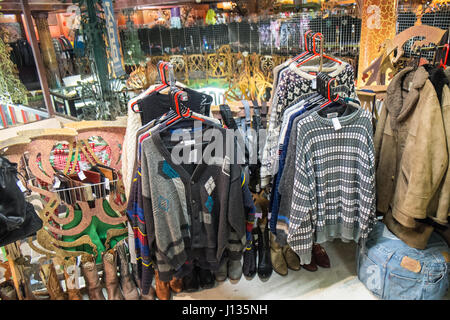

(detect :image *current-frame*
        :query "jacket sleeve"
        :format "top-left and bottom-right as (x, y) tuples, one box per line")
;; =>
(434, 85), (450, 225)
(392, 92), (449, 223)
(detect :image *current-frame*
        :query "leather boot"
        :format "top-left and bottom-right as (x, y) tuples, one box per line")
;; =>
(81, 254), (105, 300)
(40, 262), (66, 300)
(155, 270), (171, 300)
(283, 245), (301, 271)
(257, 222), (273, 280)
(242, 229), (257, 279)
(102, 248), (124, 300)
(270, 232), (288, 276)
(214, 261), (227, 282)
(312, 243), (330, 268)
(116, 243), (140, 300)
(63, 257), (83, 300)
(169, 277), (183, 293)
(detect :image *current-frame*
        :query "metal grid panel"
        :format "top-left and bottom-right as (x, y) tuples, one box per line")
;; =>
(119, 10), (362, 64)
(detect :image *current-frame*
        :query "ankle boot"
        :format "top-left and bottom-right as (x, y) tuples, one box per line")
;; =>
(40, 262), (66, 300)
(80, 255), (105, 300)
(102, 248), (124, 300)
(116, 243), (139, 300)
(214, 261), (228, 282)
(257, 223), (273, 280)
(312, 244), (331, 268)
(242, 229), (257, 279)
(270, 232), (288, 276)
(63, 257), (83, 300)
(154, 270), (171, 300)
(283, 245), (301, 271)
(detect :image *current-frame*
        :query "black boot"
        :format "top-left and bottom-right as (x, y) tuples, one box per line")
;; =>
(182, 268), (199, 292)
(197, 266), (215, 289)
(242, 229), (257, 279)
(257, 222), (273, 280)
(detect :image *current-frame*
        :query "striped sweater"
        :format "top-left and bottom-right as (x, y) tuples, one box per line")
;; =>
(288, 107), (376, 264)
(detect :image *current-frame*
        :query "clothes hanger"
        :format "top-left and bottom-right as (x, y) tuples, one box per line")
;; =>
(130, 61), (171, 113)
(296, 33), (342, 67)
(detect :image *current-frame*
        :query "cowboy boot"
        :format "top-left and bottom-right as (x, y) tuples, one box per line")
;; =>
(80, 254), (105, 300)
(40, 262), (66, 300)
(102, 248), (124, 300)
(63, 257), (83, 300)
(283, 245), (301, 271)
(270, 232), (288, 276)
(257, 221), (273, 280)
(116, 242), (139, 300)
(155, 270), (171, 300)
(169, 277), (183, 293)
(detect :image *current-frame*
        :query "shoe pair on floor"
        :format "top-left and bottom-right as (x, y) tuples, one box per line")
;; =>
(183, 266), (215, 293)
(242, 223), (273, 281)
(271, 232), (330, 276)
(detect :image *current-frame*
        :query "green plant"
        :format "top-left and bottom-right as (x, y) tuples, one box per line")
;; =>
(0, 16), (29, 105)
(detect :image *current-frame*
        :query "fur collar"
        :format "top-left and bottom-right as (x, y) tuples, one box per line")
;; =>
(385, 66), (429, 128)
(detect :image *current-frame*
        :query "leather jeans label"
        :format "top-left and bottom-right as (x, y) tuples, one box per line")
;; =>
(400, 256), (421, 273)
(442, 251), (450, 263)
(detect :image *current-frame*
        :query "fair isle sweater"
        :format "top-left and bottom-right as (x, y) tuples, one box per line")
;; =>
(140, 124), (248, 281)
(288, 107), (377, 265)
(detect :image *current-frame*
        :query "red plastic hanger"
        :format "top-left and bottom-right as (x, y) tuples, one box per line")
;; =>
(130, 61), (171, 113)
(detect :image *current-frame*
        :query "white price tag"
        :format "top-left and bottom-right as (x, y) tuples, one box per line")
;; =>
(16, 180), (27, 192)
(332, 118), (342, 131)
(53, 176), (61, 189)
(78, 170), (86, 181)
(312, 78), (317, 89)
(105, 178), (110, 190)
(184, 140), (195, 146)
(254, 212), (263, 219)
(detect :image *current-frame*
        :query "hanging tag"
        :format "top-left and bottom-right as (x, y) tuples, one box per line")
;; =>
(332, 118), (342, 131)
(17, 179), (27, 192)
(311, 78), (317, 89)
(105, 178), (110, 190)
(78, 170), (86, 181)
(254, 212), (263, 219)
(76, 256), (81, 267)
(189, 149), (198, 163)
(183, 140), (195, 146)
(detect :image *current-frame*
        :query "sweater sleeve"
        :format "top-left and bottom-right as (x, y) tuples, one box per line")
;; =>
(287, 126), (316, 265)
(139, 151), (157, 294)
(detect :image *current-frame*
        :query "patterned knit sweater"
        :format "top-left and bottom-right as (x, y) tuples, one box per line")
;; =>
(288, 107), (376, 265)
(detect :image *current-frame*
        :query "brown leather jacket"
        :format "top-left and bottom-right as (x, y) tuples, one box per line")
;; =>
(374, 66), (450, 249)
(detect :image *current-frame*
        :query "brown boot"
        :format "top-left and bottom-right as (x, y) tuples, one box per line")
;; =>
(116, 242), (139, 300)
(80, 255), (105, 300)
(102, 248), (124, 300)
(169, 277), (183, 294)
(154, 270), (171, 300)
(269, 232), (288, 276)
(282, 245), (301, 271)
(40, 262), (66, 300)
(63, 257), (83, 300)
(312, 244), (330, 268)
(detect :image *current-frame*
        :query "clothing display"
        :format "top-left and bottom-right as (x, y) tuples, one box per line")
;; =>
(2, 5), (450, 303)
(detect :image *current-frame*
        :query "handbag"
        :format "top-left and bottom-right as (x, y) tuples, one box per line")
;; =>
(0, 156), (43, 247)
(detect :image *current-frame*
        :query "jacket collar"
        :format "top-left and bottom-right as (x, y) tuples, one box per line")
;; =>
(385, 66), (429, 126)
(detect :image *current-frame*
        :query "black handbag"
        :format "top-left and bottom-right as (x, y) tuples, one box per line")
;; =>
(0, 156), (43, 247)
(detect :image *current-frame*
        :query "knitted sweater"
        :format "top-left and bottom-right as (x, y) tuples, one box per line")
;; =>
(140, 124), (248, 281)
(288, 107), (376, 264)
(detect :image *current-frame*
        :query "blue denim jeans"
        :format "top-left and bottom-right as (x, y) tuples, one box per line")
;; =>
(357, 220), (449, 300)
